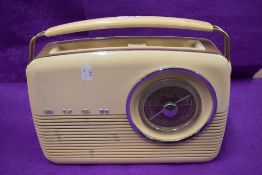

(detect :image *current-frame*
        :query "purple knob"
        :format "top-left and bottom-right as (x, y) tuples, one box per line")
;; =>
(163, 103), (178, 118)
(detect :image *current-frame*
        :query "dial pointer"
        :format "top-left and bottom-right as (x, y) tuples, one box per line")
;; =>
(149, 109), (164, 121)
(175, 95), (191, 104)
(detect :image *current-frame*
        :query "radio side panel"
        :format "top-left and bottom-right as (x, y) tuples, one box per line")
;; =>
(26, 50), (231, 116)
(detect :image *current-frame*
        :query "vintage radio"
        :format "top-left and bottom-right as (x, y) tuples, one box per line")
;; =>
(26, 16), (231, 164)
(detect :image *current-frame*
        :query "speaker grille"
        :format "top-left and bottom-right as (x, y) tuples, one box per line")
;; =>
(33, 112), (227, 163)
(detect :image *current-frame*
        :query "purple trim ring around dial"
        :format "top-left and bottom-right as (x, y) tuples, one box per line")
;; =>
(125, 68), (217, 143)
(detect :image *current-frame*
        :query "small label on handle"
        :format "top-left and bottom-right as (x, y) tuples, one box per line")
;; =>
(81, 65), (93, 81)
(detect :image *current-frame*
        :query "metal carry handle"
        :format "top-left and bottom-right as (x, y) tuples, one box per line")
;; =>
(29, 16), (230, 63)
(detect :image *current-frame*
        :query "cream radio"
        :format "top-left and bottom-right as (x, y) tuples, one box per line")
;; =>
(26, 16), (231, 164)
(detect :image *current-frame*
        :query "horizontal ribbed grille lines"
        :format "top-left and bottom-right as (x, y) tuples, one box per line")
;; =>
(33, 113), (227, 163)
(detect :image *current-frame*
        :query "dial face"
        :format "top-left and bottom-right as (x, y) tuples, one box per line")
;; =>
(139, 79), (201, 131)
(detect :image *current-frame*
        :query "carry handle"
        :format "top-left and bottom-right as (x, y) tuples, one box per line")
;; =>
(44, 16), (214, 37)
(28, 16), (230, 63)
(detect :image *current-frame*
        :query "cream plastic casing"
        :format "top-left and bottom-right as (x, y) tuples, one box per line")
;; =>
(27, 51), (230, 115)
(27, 46), (231, 164)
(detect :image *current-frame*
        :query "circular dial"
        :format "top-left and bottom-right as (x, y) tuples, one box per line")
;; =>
(139, 79), (201, 131)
